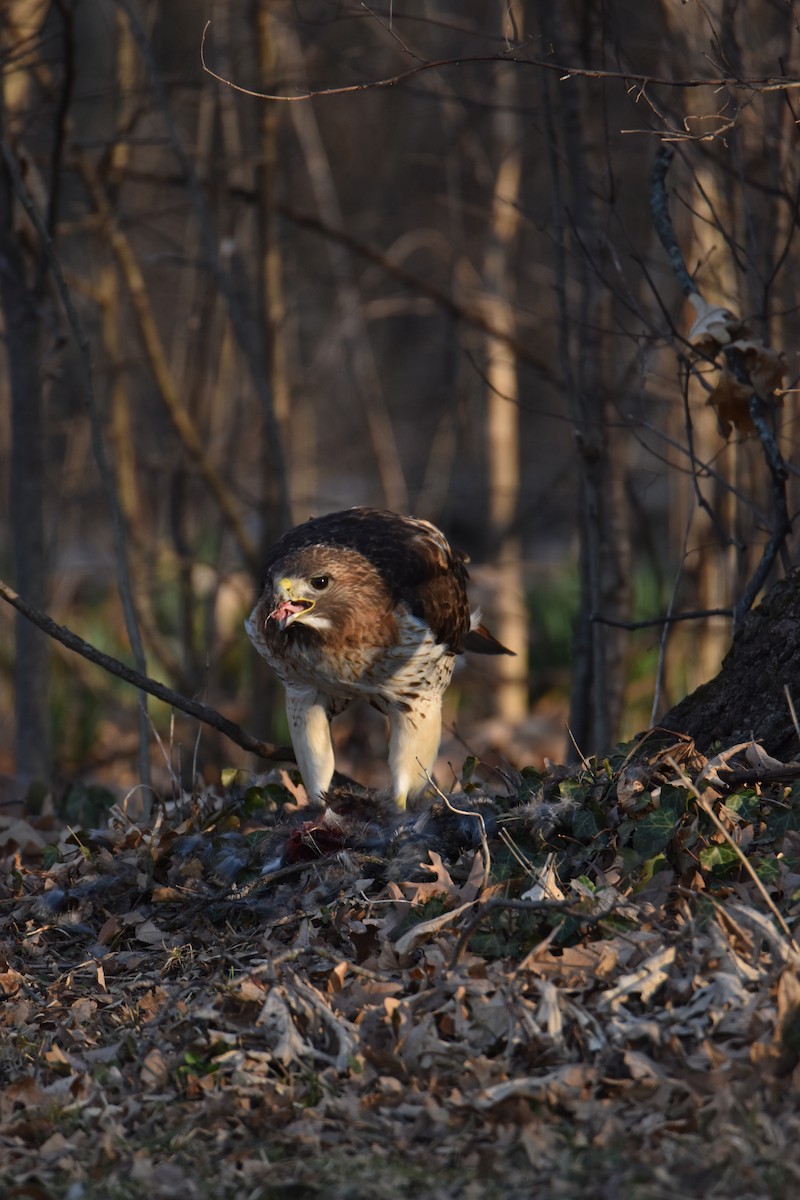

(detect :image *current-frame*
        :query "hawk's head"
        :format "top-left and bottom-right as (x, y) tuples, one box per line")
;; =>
(268, 568), (334, 633)
(253, 545), (395, 643)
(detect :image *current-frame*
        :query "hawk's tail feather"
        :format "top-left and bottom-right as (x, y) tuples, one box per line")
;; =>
(463, 622), (516, 656)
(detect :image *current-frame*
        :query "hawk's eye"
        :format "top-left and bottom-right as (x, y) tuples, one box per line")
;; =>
(309, 575), (330, 591)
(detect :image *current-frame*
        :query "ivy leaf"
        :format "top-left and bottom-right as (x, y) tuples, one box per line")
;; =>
(764, 805), (800, 842)
(722, 790), (760, 823)
(572, 808), (600, 841)
(632, 804), (681, 859)
(755, 856), (781, 885)
(41, 844), (62, 870)
(699, 843), (740, 874)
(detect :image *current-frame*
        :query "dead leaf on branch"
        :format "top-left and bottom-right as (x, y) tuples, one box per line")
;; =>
(733, 338), (786, 398)
(687, 295), (743, 353)
(687, 295), (785, 437)
(707, 341), (784, 437)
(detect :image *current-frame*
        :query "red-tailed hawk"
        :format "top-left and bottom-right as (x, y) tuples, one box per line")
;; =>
(246, 507), (513, 807)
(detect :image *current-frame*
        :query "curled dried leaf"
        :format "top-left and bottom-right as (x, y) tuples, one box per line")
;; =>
(687, 295), (743, 353)
(730, 338), (784, 397)
(707, 365), (755, 437)
(707, 340), (784, 437)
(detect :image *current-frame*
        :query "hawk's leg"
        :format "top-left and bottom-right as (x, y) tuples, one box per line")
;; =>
(387, 698), (442, 810)
(285, 687), (335, 802)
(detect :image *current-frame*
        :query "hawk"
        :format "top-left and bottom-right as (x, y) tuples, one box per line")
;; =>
(246, 507), (513, 808)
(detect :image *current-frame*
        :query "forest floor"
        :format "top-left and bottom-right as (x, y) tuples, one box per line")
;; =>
(2, 731), (800, 1199)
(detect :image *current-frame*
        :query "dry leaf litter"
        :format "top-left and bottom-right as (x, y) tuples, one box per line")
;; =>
(2, 731), (800, 1198)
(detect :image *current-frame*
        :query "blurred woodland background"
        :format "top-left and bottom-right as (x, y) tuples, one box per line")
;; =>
(1, 0), (799, 806)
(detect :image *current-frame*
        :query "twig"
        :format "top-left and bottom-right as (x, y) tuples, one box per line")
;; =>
(278, 204), (557, 381)
(566, 725), (592, 773)
(423, 769), (491, 892)
(497, 828), (538, 878)
(679, 357), (739, 549)
(312, 945), (395, 983)
(715, 763), (800, 789)
(650, 145), (695, 297)
(0, 575), (293, 765)
(592, 607), (732, 630)
(80, 154), (260, 574)
(650, 505), (695, 726)
(724, 347), (792, 624)
(785, 685), (800, 745)
(200, 22), (800, 103)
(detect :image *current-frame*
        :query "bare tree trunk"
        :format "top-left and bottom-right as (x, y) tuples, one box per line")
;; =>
(0, 96), (50, 789)
(539, 2), (632, 756)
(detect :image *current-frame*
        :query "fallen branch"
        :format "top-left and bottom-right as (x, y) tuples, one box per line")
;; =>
(0, 576), (293, 765)
(715, 764), (800, 789)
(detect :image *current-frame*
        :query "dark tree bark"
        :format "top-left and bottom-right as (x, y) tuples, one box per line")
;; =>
(0, 121), (51, 788)
(661, 569), (800, 760)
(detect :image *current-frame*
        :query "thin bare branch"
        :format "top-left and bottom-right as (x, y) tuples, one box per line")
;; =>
(650, 146), (696, 298)
(0, 575), (294, 766)
(200, 21), (800, 103)
(592, 608), (733, 630)
(649, 145), (792, 627)
(725, 346), (792, 624)
(279, 204), (558, 382)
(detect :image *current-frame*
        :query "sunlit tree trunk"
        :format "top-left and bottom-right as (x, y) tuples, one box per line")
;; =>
(253, 2), (305, 526)
(482, 32), (529, 722)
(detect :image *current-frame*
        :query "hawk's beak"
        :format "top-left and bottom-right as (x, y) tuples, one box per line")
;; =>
(268, 578), (315, 630)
